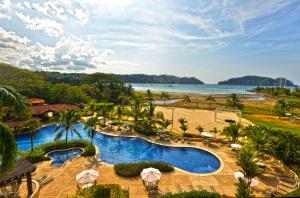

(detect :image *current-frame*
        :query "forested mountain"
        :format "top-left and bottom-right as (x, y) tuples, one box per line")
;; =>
(37, 71), (204, 84)
(0, 63), (133, 105)
(218, 76), (295, 86)
(116, 74), (204, 84)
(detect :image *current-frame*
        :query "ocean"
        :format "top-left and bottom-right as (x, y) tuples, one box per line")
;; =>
(130, 83), (256, 94)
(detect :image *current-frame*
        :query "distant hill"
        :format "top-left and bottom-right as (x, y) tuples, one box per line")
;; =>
(116, 74), (204, 84)
(218, 76), (295, 86)
(37, 72), (204, 84)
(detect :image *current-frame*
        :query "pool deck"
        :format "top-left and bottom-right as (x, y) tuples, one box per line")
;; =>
(19, 129), (298, 198)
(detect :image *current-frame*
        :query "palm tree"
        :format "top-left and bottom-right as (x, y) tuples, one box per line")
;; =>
(83, 100), (97, 116)
(0, 85), (25, 120)
(97, 103), (114, 126)
(0, 85), (25, 175)
(23, 119), (41, 152)
(130, 97), (144, 125)
(84, 117), (98, 144)
(115, 106), (124, 130)
(145, 89), (153, 101)
(210, 127), (219, 137)
(235, 147), (259, 198)
(226, 93), (244, 110)
(273, 99), (288, 119)
(235, 178), (254, 198)
(55, 109), (82, 147)
(244, 126), (270, 154)
(196, 125), (204, 133)
(160, 91), (170, 105)
(205, 95), (216, 109)
(183, 95), (191, 108)
(222, 124), (242, 142)
(178, 117), (188, 133)
(143, 101), (157, 129)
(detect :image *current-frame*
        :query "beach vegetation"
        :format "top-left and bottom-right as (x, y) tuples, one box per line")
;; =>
(183, 95), (191, 108)
(160, 91), (170, 105)
(226, 93), (244, 110)
(178, 117), (188, 133)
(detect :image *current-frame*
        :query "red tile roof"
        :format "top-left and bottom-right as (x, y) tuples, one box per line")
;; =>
(32, 104), (79, 115)
(26, 98), (46, 105)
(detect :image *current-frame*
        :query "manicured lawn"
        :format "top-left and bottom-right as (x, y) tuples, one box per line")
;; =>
(244, 114), (300, 136)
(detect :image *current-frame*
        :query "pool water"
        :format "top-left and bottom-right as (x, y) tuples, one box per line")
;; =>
(16, 123), (221, 173)
(47, 148), (83, 167)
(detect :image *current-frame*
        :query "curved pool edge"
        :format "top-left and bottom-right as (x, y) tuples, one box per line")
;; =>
(95, 129), (224, 176)
(46, 147), (84, 167)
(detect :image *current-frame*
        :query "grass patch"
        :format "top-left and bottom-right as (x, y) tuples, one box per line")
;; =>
(244, 114), (300, 136)
(22, 140), (95, 163)
(114, 162), (174, 178)
(160, 190), (221, 198)
(69, 184), (129, 198)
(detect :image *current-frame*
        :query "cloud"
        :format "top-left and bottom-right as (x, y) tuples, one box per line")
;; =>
(68, 8), (89, 25)
(31, 1), (68, 21)
(15, 12), (63, 37)
(0, 0), (13, 19)
(21, 35), (113, 71)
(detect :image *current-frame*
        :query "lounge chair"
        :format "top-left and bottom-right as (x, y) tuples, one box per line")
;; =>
(38, 176), (54, 186)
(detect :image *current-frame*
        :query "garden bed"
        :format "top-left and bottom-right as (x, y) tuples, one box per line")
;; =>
(22, 140), (96, 163)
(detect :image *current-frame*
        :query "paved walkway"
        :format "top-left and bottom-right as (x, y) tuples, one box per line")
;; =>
(18, 137), (297, 198)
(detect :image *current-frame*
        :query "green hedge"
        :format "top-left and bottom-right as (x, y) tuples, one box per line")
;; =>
(114, 162), (174, 178)
(23, 140), (96, 163)
(69, 184), (129, 198)
(160, 190), (221, 198)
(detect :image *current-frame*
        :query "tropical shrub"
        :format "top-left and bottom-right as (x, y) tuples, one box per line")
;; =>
(82, 143), (96, 156)
(114, 162), (174, 178)
(70, 184), (129, 198)
(160, 190), (221, 198)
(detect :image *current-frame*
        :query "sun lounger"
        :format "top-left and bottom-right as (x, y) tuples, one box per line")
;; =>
(39, 176), (54, 186)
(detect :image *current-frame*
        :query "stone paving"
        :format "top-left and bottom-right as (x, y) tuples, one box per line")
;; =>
(18, 136), (295, 198)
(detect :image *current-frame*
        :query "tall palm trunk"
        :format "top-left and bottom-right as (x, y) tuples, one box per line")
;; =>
(65, 130), (68, 148)
(30, 135), (34, 152)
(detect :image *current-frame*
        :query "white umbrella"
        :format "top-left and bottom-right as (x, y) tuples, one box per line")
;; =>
(141, 168), (162, 183)
(234, 172), (259, 187)
(98, 116), (104, 120)
(250, 178), (259, 187)
(76, 170), (99, 184)
(234, 171), (244, 179)
(231, 143), (242, 149)
(201, 132), (214, 138)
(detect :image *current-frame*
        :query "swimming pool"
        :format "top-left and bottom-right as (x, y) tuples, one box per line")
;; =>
(16, 123), (221, 174)
(47, 148), (83, 167)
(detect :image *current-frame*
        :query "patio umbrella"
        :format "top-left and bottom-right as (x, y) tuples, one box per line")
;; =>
(234, 171), (244, 179)
(141, 168), (162, 183)
(76, 170), (99, 184)
(231, 143), (242, 149)
(234, 172), (259, 186)
(201, 132), (214, 138)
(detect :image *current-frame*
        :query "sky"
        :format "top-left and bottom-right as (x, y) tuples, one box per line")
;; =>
(0, 0), (300, 84)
